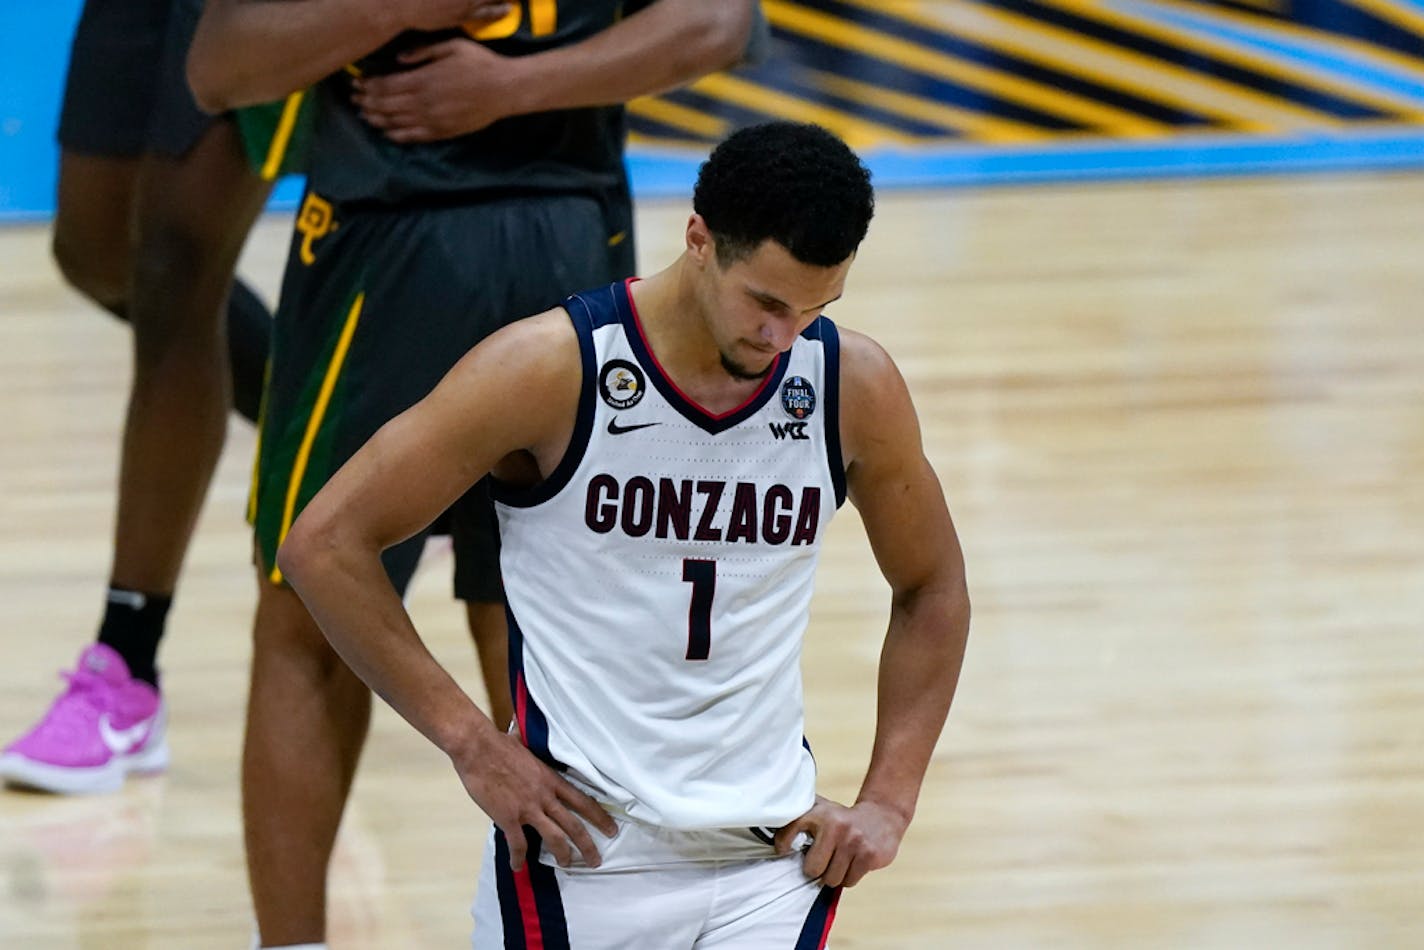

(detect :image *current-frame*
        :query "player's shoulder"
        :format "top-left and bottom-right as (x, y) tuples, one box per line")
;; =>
(834, 325), (906, 397)
(833, 326), (919, 467)
(491, 305), (581, 349)
(474, 306), (583, 381)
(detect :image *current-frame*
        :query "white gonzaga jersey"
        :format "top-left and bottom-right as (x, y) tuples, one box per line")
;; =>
(492, 279), (845, 830)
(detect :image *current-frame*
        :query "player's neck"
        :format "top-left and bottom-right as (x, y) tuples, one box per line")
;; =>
(630, 265), (768, 413)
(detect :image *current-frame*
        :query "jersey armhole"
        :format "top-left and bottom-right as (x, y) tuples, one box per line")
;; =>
(489, 302), (598, 508)
(814, 317), (847, 509)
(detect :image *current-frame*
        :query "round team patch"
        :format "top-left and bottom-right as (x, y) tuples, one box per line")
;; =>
(599, 359), (646, 410)
(780, 376), (817, 420)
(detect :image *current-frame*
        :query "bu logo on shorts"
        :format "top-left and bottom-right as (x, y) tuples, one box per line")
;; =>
(296, 192), (336, 265)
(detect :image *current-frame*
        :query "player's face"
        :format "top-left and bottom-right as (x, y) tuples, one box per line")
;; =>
(706, 239), (852, 381)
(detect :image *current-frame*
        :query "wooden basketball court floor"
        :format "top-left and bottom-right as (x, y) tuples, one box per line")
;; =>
(1, 171), (1421, 948)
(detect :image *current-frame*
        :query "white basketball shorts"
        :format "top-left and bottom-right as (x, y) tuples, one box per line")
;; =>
(470, 817), (840, 949)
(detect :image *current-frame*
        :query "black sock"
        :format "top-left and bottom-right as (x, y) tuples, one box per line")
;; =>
(96, 587), (172, 688)
(227, 279), (273, 425)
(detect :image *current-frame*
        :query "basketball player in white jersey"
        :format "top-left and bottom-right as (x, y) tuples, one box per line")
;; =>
(278, 122), (970, 947)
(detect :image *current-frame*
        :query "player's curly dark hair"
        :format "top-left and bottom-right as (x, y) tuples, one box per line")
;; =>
(693, 122), (874, 268)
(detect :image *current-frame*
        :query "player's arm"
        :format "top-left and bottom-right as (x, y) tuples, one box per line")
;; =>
(775, 329), (971, 888)
(187, 0), (512, 111)
(275, 310), (617, 870)
(498, 0), (759, 107)
(353, 0), (762, 142)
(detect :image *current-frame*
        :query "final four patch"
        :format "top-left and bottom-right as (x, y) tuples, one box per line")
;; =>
(599, 359), (646, 410)
(780, 376), (816, 420)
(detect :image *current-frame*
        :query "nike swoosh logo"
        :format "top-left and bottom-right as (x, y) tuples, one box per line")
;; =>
(99, 714), (154, 756)
(607, 419), (661, 435)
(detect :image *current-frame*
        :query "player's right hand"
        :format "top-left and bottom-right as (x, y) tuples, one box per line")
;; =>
(774, 795), (909, 888)
(451, 727), (617, 871)
(406, 0), (511, 34)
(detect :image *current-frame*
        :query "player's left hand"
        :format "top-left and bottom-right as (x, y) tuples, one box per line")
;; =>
(352, 39), (515, 143)
(773, 795), (910, 888)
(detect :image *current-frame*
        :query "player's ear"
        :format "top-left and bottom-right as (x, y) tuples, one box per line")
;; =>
(686, 214), (714, 268)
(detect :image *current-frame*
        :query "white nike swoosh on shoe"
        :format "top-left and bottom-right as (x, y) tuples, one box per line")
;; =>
(98, 714), (155, 755)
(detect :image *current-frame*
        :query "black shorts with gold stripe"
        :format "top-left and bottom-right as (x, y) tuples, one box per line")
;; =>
(251, 188), (634, 600)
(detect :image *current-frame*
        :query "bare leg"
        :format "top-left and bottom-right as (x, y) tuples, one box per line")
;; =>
(52, 151), (141, 315)
(2, 128), (275, 791)
(465, 601), (513, 732)
(111, 120), (271, 593)
(51, 146), (270, 421)
(245, 576), (372, 946)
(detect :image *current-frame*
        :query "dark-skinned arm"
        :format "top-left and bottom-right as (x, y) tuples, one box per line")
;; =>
(508, 0), (757, 107)
(353, 0), (760, 142)
(188, 0), (511, 112)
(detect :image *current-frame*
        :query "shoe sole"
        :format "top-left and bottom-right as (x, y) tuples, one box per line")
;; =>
(0, 740), (170, 795)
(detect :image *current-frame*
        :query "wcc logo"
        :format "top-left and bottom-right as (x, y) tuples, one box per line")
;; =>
(771, 376), (816, 440)
(769, 421), (809, 441)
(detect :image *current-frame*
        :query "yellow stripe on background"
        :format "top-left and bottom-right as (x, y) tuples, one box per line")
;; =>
(763, 0), (1169, 137)
(1340, 0), (1424, 41)
(1142, 0), (1424, 83)
(1050, 0), (1424, 119)
(690, 72), (920, 149)
(806, 70), (1051, 142)
(628, 96), (730, 139)
(260, 91), (306, 182)
(860, 0), (1339, 131)
(269, 293), (365, 584)
(627, 131), (710, 149)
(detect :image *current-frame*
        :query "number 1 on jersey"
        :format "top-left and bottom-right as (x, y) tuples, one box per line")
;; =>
(682, 559), (716, 661)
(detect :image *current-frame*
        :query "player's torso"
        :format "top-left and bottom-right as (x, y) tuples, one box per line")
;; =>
(308, 0), (633, 205)
(493, 279), (845, 829)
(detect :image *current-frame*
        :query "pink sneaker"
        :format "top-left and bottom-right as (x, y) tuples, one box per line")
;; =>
(0, 644), (169, 794)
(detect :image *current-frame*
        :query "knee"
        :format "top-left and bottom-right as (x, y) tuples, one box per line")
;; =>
(130, 218), (212, 301)
(253, 582), (331, 661)
(251, 581), (355, 685)
(51, 228), (129, 313)
(126, 219), (234, 358)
